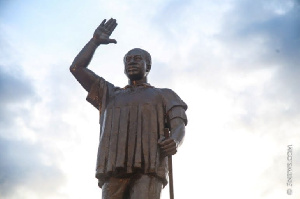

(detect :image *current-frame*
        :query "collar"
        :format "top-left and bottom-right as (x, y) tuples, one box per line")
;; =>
(123, 83), (153, 89)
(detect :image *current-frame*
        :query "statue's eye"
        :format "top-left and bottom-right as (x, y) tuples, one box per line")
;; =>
(126, 57), (131, 62)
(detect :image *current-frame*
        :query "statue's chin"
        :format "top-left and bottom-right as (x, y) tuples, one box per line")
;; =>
(127, 74), (144, 81)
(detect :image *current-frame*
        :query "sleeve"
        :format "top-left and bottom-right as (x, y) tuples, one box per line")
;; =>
(161, 88), (188, 126)
(86, 76), (115, 111)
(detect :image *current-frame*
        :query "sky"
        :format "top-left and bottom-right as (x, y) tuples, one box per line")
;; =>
(0, 0), (300, 198)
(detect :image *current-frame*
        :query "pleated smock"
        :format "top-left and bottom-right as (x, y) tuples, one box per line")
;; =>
(87, 76), (187, 187)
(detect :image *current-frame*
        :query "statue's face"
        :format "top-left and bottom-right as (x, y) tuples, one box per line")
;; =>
(124, 51), (148, 81)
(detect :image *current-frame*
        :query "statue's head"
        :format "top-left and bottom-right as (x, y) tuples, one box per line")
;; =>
(123, 48), (151, 81)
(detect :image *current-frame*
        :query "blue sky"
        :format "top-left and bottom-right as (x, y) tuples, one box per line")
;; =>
(1, 0), (300, 198)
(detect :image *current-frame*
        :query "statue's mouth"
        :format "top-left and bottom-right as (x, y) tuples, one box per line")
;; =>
(127, 66), (139, 72)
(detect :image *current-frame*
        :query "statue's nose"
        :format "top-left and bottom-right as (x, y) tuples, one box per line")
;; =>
(128, 60), (137, 65)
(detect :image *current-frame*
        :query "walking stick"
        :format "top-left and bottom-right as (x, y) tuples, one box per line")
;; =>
(164, 128), (174, 199)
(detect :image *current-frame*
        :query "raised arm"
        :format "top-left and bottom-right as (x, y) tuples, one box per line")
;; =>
(70, 18), (118, 92)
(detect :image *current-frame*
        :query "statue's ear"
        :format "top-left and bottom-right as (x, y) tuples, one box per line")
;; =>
(146, 64), (151, 72)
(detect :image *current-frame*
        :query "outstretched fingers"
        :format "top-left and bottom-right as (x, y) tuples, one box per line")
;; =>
(106, 19), (117, 34)
(109, 20), (117, 31)
(110, 22), (118, 33)
(100, 19), (106, 26)
(95, 19), (107, 31)
(104, 18), (114, 28)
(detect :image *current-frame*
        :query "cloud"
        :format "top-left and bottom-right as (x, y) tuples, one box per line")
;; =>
(0, 137), (65, 199)
(211, 0), (300, 125)
(220, 0), (300, 70)
(0, 66), (36, 127)
(210, 1), (300, 197)
(0, 44), (67, 198)
(0, 67), (33, 102)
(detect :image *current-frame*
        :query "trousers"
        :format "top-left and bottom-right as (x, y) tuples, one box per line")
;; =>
(101, 174), (163, 199)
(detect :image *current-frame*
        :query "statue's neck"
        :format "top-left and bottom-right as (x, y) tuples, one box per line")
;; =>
(128, 77), (148, 86)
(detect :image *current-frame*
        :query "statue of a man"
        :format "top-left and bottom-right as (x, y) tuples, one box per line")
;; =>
(70, 18), (187, 199)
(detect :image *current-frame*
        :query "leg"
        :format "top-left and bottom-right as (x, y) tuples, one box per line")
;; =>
(129, 174), (162, 199)
(102, 177), (130, 199)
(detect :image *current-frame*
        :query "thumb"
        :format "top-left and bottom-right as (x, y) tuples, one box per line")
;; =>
(108, 39), (117, 44)
(158, 136), (166, 144)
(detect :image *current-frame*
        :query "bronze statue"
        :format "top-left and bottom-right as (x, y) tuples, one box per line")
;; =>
(70, 18), (187, 199)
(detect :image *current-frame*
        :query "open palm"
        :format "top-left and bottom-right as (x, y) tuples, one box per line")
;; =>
(93, 18), (118, 45)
